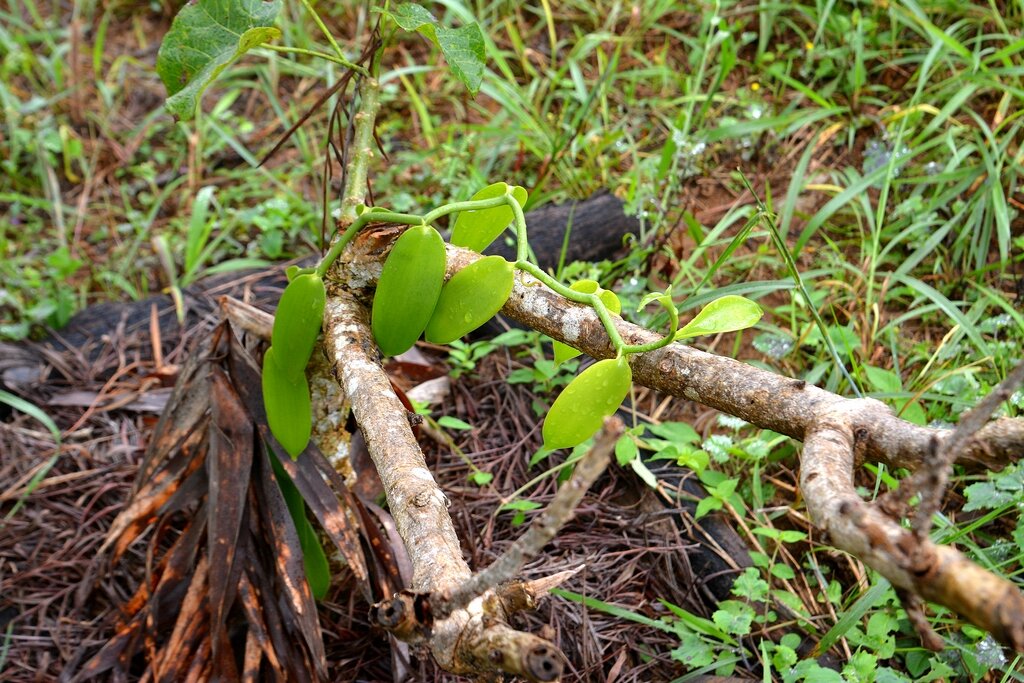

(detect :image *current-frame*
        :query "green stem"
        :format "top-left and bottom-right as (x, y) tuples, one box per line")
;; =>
(337, 73), (382, 224)
(422, 195), (510, 224)
(510, 194), (530, 264)
(321, 180), (677, 360)
(316, 210), (422, 278)
(514, 260), (629, 353)
(508, 194), (675, 358)
(298, 0), (364, 73)
(263, 43), (367, 72)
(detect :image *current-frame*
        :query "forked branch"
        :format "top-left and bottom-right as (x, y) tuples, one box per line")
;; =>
(329, 234), (1024, 660)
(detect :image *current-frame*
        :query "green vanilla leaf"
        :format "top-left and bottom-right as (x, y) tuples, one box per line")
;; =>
(270, 273), (326, 376)
(262, 347), (312, 459)
(380, 3), (486, 93)
(269, 454), (331, 600)
(637, 287), (679, 339)
(425, 256), (514, 344)
(371, 225), (448, 357)
(543, 356), (632, 450)
(675, 295), (763, 341)
(552, 280), (620, 366)
(449, 182), (529, 253)
(157, 0), (282, 120)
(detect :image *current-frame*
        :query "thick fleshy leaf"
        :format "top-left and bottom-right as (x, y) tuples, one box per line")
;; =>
(449, 182), (529, 253)
(542, 356), (632, 450)
(262, 347), (311, 458)
(425, 256), (514, 343)
(270, 274), (325, 375)
(371, 226), (447, 357)
(675, 295), (763, 340)
(380, 3), (486, 93)
(156, 0), (282, 119)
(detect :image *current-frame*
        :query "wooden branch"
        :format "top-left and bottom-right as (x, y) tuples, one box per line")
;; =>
(321, 288), (565, 680)
(890, 359), (1024, 539)
(437, 417), (622, 620)
(438, 246), (1022, 473)
(800, 399), (1024, 650)
(332, 232), (1024, 654)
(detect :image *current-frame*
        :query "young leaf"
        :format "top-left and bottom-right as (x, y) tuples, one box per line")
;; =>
(638, 288), (679, 338)
(449, 182), (529, 253)
(469, 471), (493, 486)
(185, 186), (216, 277)
(695, 496), (723, 519)
(156, 0), (282, 120)
(675, 295), (763, 340)
(614, 434), (639, 466)
(262, 347), (312, 459)
(378, 3), (486, 94)
(437, 416), (473, 431)
(553, 340), (582, 367)
(542, 356), (632, 450)
(271, 274), (326, 376)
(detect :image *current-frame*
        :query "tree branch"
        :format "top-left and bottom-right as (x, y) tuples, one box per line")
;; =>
(321, 288), (566, 680)
(801, 400), (1024, 650)
(331, 233), (1024, 653)
(433, 245), (1022, 473)
(436, 417), (622, 620)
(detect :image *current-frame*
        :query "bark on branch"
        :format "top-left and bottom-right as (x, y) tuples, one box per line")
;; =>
(330, 231), (1024, 656)
(321, 288), (566, 681)
(801, 399), (1024, 650)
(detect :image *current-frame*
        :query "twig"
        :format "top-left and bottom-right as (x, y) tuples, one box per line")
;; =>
(888, 359), (1024, 539)
(436, 417), (623, 620)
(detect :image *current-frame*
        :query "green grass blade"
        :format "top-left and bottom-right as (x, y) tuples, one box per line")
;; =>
(892, 273), (992, 358)
(812, 579), (891, 656)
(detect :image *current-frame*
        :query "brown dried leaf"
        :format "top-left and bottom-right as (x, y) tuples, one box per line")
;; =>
(254, 445), (327, 680)
(207, 367), (254, 647)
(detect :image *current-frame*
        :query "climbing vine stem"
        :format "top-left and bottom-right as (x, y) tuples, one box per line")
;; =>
(317, 189), (678, 358)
